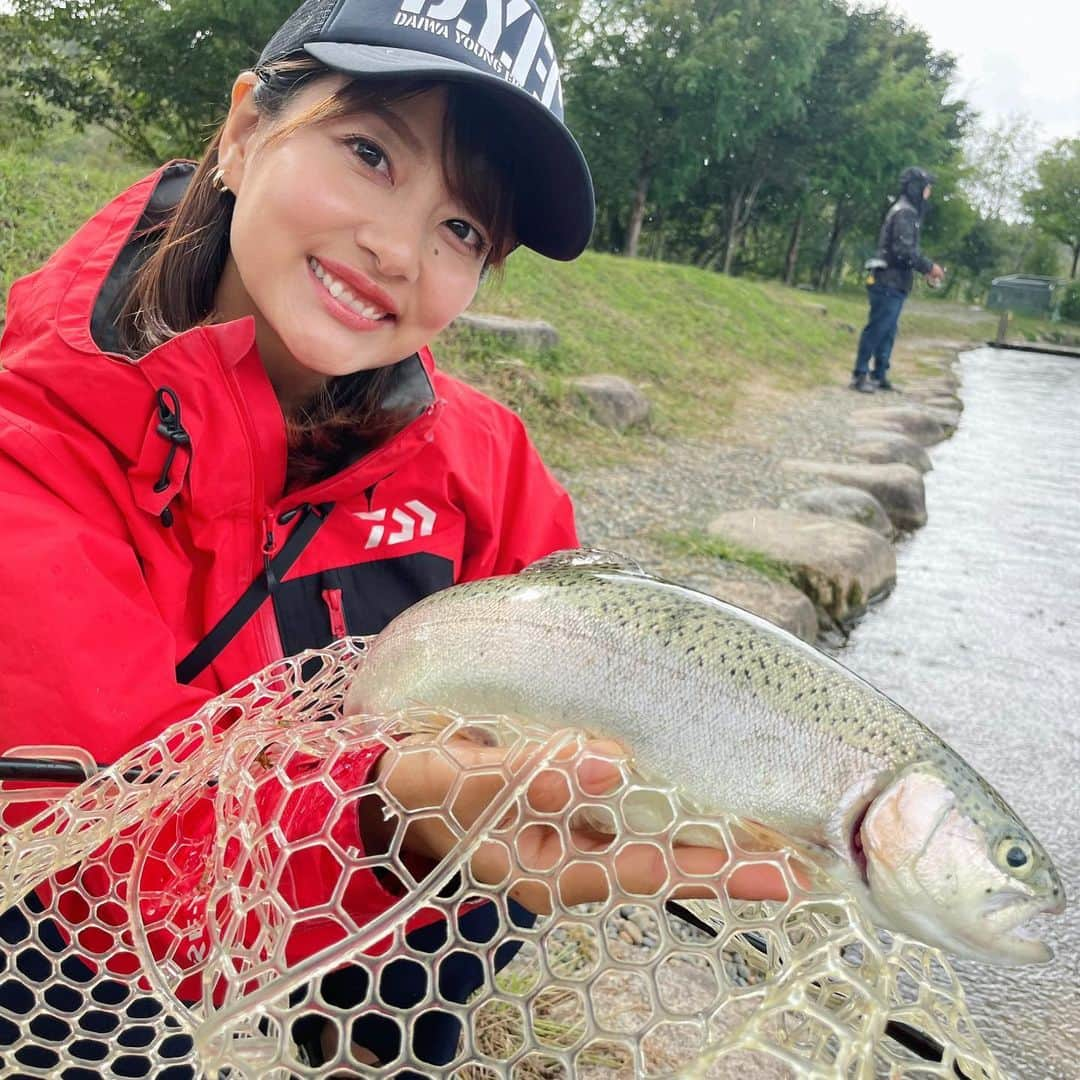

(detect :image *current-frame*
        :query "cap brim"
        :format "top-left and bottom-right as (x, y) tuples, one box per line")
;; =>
(305, 41), (594, 260)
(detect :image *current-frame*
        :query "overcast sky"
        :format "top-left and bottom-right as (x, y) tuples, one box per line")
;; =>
(884, 0), (1080, 143)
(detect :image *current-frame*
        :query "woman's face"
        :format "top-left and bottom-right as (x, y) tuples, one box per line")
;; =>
(215, 75), (490, 411)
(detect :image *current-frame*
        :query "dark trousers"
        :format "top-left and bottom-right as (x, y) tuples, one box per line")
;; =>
(854, 283), (908, 379)
(2, 895), (530, 1077)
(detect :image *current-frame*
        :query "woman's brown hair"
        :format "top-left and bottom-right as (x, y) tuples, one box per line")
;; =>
(118, 56), (519, 489)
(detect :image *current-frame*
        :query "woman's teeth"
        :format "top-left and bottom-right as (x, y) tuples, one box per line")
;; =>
(309, 257), (390, 321)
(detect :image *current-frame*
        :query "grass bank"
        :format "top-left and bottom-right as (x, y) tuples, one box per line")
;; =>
(0, 132), (145, 322)
(439, 252), (998, 468)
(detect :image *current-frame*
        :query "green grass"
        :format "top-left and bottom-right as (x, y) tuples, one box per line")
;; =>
(649, 528), (794, 583)
(435, 250), (999, 468)
(0, 129), (146, 325)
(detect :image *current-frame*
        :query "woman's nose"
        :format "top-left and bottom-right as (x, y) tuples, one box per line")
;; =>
(356, 219), (422, 283)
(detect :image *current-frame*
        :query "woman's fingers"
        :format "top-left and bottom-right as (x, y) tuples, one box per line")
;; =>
(381, 735), (627, 856)
(375, 733), (800, 909)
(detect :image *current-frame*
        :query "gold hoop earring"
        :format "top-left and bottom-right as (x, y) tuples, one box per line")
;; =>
(212, 167), (230, 194)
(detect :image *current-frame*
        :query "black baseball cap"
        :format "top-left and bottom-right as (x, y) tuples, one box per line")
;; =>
(258, 0), (595, 260)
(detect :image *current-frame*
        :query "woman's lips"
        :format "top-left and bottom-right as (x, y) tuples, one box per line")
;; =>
(308, 256), (397, 331)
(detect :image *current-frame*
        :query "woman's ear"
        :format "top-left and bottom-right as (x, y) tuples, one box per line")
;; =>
(217, 72), (261, 194)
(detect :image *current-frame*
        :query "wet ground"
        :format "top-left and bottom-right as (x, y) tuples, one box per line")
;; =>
(830, 346), (1080, 1080)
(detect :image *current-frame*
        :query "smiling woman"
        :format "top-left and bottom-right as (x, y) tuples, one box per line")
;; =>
(0, 0), (635, 1073)
(117, 63), (531, 485)
(213, 79), (506, 403)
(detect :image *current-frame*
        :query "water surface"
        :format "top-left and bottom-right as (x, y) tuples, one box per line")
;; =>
(831, 346), (1080, 1079)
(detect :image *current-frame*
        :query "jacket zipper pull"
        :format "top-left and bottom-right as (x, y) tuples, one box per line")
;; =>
(263, 514), (278, 592)
(152, 387), (191, 528)
(322, 586), (347, 639)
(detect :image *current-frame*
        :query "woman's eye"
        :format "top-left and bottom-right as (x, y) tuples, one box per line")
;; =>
(348, 137), (389, 175)
(445, 218), (488, 254)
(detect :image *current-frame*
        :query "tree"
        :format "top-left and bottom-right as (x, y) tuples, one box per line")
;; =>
(566, 0), (837, 261)
(0, 0), (296, 161)
(695, 0), (840, 275)
(566, 0), (747, 258)
(800, 11), (967, 289)
(1023, 138), (1080, 279)
(963, 114), (1040, 222)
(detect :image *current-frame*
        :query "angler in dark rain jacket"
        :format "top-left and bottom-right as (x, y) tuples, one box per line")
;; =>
(851, 167), (944, 392)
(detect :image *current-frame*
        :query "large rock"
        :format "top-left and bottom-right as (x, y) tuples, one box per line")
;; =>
(781, 485), (895, 539)
(782, 459), (926, 531)
(707, 509), (896, 624)
(920, 404), (961, 433)
(453, 312), (559, 350)
(850, 428), (932, 473)
(696, 577), (820, 643)
(850, 406), (947, 446)
(570, 374), (651, 430)
(921, 393), (963, 413)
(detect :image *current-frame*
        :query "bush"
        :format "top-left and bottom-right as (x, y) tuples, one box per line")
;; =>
(1059, 281), (1080, 324)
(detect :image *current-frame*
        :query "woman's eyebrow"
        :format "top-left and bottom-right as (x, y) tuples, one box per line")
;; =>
(370, 105), (423, 155)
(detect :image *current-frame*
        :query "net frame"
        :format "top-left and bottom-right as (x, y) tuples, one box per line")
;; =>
(0, 640), (1002, 1078)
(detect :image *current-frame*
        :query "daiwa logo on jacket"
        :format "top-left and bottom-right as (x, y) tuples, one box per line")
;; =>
(354, 500), (437, 549)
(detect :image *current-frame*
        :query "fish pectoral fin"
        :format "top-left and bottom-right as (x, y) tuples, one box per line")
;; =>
(392, 704), (517, 749)
(730, 818), (807, 856)
(391, 704), (458, 743)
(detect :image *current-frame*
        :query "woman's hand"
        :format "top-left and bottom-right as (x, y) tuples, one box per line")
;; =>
(366, 734), (797, 914)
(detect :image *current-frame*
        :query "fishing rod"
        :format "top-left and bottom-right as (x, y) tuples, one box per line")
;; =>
(0, 756), (148, 785)
(665, 900), (980, 1079)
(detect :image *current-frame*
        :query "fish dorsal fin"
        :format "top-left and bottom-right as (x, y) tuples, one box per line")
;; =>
(523, 547), (647, 576)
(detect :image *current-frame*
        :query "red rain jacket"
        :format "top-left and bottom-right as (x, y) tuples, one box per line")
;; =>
(0, 163), (576, 991)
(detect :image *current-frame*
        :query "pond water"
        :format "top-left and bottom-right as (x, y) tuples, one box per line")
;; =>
(829, 345), (1080, 1079)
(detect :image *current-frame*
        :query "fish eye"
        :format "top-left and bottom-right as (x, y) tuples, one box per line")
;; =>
(996, 838), (1034, 876)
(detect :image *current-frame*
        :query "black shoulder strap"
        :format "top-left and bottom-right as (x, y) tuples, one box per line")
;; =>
(176, 502), (334, 684)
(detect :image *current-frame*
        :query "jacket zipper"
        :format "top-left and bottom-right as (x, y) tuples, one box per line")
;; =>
(321, 586), (347, 639)
(257, 509), (285, 663)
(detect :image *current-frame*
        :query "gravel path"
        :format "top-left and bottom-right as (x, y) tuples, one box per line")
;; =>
(556, 345), (963, 591)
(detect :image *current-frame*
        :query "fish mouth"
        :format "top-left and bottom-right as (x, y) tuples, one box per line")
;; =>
(975, 893), (1063, 964)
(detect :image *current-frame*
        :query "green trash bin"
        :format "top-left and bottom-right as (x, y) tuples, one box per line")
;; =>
(986, 274), (1063, 317)
(986, 275), (1064, 346)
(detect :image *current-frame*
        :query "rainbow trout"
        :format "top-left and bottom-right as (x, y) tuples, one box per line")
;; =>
(345, 550), (1065, 965)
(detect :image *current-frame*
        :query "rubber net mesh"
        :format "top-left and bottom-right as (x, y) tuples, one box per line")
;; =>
(0, 641), (1002, 1079)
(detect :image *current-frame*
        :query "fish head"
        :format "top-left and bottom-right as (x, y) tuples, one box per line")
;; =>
(859, 764), (1066, 965)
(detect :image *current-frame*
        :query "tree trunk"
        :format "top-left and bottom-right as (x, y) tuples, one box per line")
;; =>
(624, 153), (653, 258)
(720, 190), (744, 275)
(784, 213), (803, 286)
(720, 178), (764, 276)
(817, 204), (846, 290)
(1071, 244), (1079, 280)
(697, 244), (724, 271)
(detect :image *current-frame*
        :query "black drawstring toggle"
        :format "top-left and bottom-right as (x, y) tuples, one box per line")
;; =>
(152, 387), (191, 527)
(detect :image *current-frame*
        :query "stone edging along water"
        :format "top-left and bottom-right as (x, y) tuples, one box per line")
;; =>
(706, 353), (964, 642)
(454, 311), (966, 647)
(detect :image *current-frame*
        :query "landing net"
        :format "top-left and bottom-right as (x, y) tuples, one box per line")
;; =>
(0, 640), (1002, 1078)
